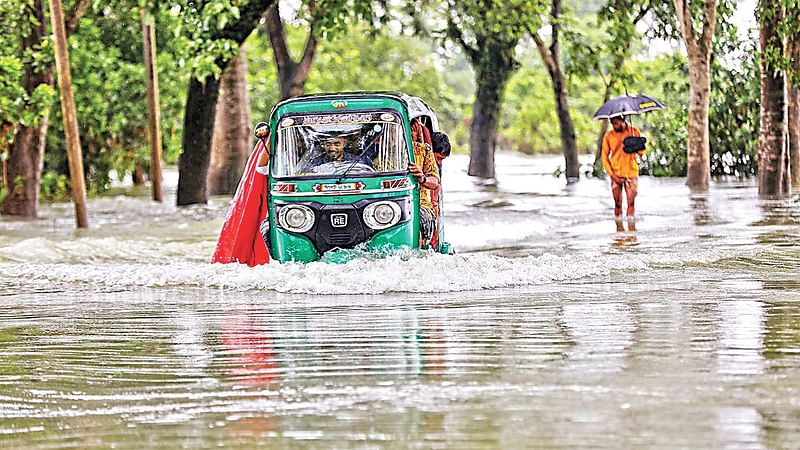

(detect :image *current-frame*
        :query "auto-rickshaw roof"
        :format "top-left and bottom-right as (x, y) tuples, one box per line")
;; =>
(269, 92), (438, 129)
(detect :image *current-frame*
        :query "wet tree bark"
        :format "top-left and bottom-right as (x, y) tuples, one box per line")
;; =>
(532, 0), (579, 182)
(788, 35), (800, 187)
(673, 0), (718, 191)
(467, 49), (515, 179)
(686, 64), (711, 189)
(2, 0), (50, 217)
(176, 0), (277, 206)
(2, 0), (89, 217)
(758, 0), (790, 196)
(177, 76), (221, 205)
(208, 47), (251, 196)
(265, 2), (318, 99)
(132, 164), (146, 185)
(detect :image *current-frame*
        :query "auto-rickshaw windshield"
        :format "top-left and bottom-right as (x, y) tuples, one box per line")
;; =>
(272, 111), (409, 177)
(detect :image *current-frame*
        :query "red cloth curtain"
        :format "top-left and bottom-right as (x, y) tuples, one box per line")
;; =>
(211, 140), (271, 266)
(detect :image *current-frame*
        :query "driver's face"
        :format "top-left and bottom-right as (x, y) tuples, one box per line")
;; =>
(324, 137), (346, 160)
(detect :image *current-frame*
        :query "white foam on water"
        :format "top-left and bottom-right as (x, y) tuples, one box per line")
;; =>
(0, 237), (214, 264)
(0, 247), (741, 295)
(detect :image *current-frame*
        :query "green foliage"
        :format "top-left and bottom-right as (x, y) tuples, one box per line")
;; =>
(44, 2), (187, 194)
(312, 0), (390, 39)
(2, 0), (768, 203)
(39, 172), (71, 201)
(0, 1), (55, 147)
(637, 46), (760, 178)
(247, 23), (468, 147)
(636, 55), (689, 177)
(757, 0), (800, 86)
(708, 42), (760, 177)
(167, 0), (246, 80)
(501, 61), (606, 154)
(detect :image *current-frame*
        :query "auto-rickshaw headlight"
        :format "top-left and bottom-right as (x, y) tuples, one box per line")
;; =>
(278, 205), (315, 233)
(363, 201), (400, 230)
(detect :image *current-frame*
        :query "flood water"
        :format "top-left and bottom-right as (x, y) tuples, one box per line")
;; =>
(1, 153), (799, 448)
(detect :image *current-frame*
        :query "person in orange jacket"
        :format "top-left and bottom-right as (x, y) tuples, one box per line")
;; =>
(601, 114), (644, 231)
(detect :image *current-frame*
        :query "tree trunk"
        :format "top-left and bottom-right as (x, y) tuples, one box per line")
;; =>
(2, 0), (50, 217)
(142, 11), (164, 202)
(177, 76), (221, 205)
(3, 119), (49, 217)
(0, 122), (13, 189)
(552, 70), (579, 181)
(532, 0), (578, 181)
(788, 36), (800, 187)
(175, 0), (277, 206)
(49, 0), (89, 228)
(132, 162), (146, 185)
(758, 0), (789, 196)
(673, 0), (718, 192)
(686, 63), (712, 190)
(593, 119), (609, 177)
(208, 47), (252, 196)
(2, 0), (90, 218)
(467, 54), (513, 179)
(265, 2), (317, 99)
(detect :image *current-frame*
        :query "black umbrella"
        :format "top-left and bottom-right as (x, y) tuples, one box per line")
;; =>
(593, 93), (666, 119)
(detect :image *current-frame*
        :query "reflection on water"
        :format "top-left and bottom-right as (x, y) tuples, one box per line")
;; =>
(1, 283), (800, 448)
(611, 232), (639, 248)
(717, 300), (765, 376)
(1, 155), (800, 448)
(691, 193), (713, 226)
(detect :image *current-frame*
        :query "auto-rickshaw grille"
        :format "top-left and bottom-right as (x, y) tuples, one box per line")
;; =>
(327, 231), (355, 245)
(315, 207), (366, 252)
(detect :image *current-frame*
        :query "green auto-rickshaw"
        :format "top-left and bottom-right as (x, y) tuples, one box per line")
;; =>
(259, 92), (452, 263)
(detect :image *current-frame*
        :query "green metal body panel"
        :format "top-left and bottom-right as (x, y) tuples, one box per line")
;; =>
(271, 228), (319, 263)
(367, 220), (415, 250)
(263, 92), (446, 263)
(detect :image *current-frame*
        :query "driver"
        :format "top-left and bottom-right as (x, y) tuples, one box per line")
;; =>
(303, 135), (373, 171)
(323, 136), (348, 161)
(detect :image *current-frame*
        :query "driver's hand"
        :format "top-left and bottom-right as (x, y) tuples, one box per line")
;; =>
(408, 163), (424, 182)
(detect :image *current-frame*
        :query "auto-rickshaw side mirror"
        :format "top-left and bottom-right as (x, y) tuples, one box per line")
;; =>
(254, 122), (269, 141)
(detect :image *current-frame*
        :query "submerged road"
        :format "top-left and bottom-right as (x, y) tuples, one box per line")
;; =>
(1, 153), (799, 448)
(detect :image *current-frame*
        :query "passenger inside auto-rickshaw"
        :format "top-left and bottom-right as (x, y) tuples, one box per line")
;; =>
(408, 119), (440, 247)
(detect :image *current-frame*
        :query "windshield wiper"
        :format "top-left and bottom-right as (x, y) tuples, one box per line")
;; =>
(335, 135), (382, 184)
(335, 149), (370, 184)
